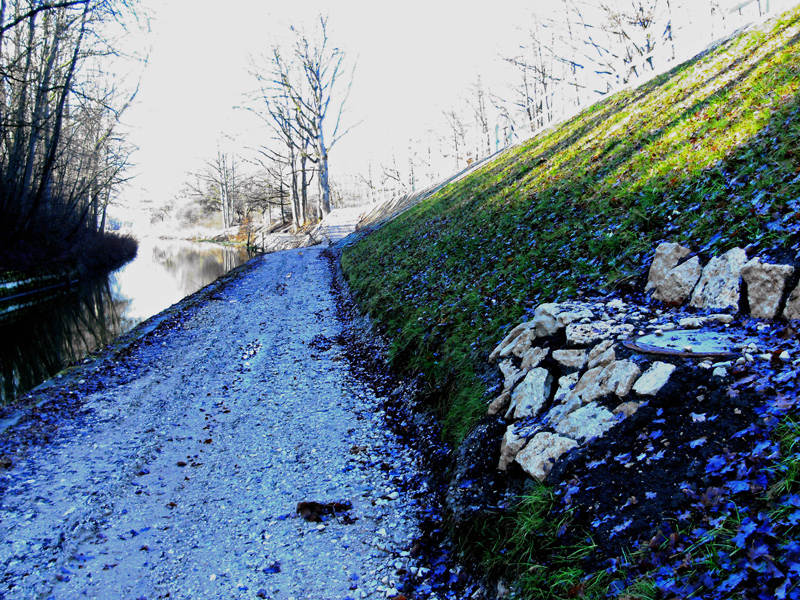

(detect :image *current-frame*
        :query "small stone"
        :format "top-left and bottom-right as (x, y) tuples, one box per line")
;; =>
(498, 360), (524, 391)
(708, 314), (734, 324)
(781, 350), (791, 360)
(588, 339), (614, 361)
(552, 349), (587, 370)
(506, 368), (553, 420)
(498, 425), (531, 471)
(742, 258), (794, 319)
(690, 247), (748, 310)
(613, 401), (640, 418)
(570, 360), (641, 403)
(532, 303), (594, 337)
(566, 321), (612, 346)
(553, 373), (580, 402)
(632, 362), (676, 396)
(519, 347), (549, 371)
(487, 390), (511, 416)
(587, 340), (616, 370)
(515, 432), (578, 481)
(545, 396), (581, 425)
(489, 322), (534, 363)
(509, 329), (538, 359)
(712, 366), (728, 377)
(678, 317), (705, 329)
(554, 402), (616, 443)
(784, 282), (800, 320)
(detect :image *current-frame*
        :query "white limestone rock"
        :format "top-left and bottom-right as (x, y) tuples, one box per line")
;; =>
(533, 303), (594, 337)
(554, 373), (580, 402)
(690, 247), (748, 310)
(569, 360), (641, 404)
(679, 316), (705, 329)
(708, 314), (734, 324)
(613, 401), (641, 418)
(646, 243), (702, 305)
(554, 402), (617, 443)
(515, 432), (578, 481)
(509, 329), (539, 359)
(545, 396), (582, 425)
(587, 340), (616, 369)
(520, 347), (549, 371)
(646, 242), (692, 293)
(552, 349), (587, 370)
(498, 359), (525, 391)
(489, 322), (534, 363)
(785, 282), (800, 320)
(654, 258), (702, 305)
(487, 390), (511, 416)
(498, 424), (532, 471)
(566, 321), (613, 346)
(506, 368), (553, 420)
(741, 257), (794, 319)
(632, 361), (676, 396)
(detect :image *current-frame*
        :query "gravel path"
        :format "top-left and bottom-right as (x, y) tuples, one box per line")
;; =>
(0, 246), (426, 600)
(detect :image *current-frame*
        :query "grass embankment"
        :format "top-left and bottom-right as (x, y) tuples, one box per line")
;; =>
(341, 6), (800, 598)
(343, 8), (800, 443)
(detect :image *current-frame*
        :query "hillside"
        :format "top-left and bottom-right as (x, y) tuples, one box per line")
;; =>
(341, 6), (800, 599)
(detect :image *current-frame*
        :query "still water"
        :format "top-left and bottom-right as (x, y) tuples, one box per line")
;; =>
(0, 239), (254, 404)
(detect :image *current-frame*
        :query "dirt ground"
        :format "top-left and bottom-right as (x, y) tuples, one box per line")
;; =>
(0, 246), (428, 600)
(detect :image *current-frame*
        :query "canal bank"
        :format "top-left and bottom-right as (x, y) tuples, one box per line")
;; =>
(0, 239), (255, 404)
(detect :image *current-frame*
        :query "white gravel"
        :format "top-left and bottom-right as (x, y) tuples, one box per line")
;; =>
(0, 246), (424, 600)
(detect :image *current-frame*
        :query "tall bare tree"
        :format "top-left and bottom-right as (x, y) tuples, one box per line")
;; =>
(0, 0), (142, 261)
(250, 16), (352, 224)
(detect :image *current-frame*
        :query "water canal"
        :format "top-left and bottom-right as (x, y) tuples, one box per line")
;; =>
(0, 238), (254, 404)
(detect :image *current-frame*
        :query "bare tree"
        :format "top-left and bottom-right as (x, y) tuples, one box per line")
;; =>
(442, 110), (467, 170)
(466, 76), (491, 159)
(270, 16), (353, 218)
(0, 0), (142, 261)
(189, 149), (239, 229)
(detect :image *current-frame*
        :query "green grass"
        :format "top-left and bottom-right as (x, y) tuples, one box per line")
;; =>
(458, 482), (611, 600)
(342, 7), (800, 445)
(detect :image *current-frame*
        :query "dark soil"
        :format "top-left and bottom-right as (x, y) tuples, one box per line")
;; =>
(323, 247), (491, 599)
(329, 244), (800, 598)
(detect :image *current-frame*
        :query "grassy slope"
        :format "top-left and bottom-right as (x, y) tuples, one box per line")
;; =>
(342, 7), (800, 444)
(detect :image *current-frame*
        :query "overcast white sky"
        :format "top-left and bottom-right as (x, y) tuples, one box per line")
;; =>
(118, 0), (535, 209)
(116, 0), (798, 213)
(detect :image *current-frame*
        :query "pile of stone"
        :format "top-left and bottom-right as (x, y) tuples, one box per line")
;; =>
(487, 242), (800, 482)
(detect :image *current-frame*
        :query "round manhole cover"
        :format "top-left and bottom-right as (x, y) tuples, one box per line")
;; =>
(624, 329), (756, 358)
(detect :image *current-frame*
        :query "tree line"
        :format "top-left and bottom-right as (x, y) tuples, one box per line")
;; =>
(162, 1), (774, 232)
(363, 0), (774, 201)
(0, 0), (140, 272)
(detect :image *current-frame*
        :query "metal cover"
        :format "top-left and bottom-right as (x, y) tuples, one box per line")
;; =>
(623, 329), (754, 359)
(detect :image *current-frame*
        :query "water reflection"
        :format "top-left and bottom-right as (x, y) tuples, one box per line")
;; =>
(0, 239), (254, 404)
